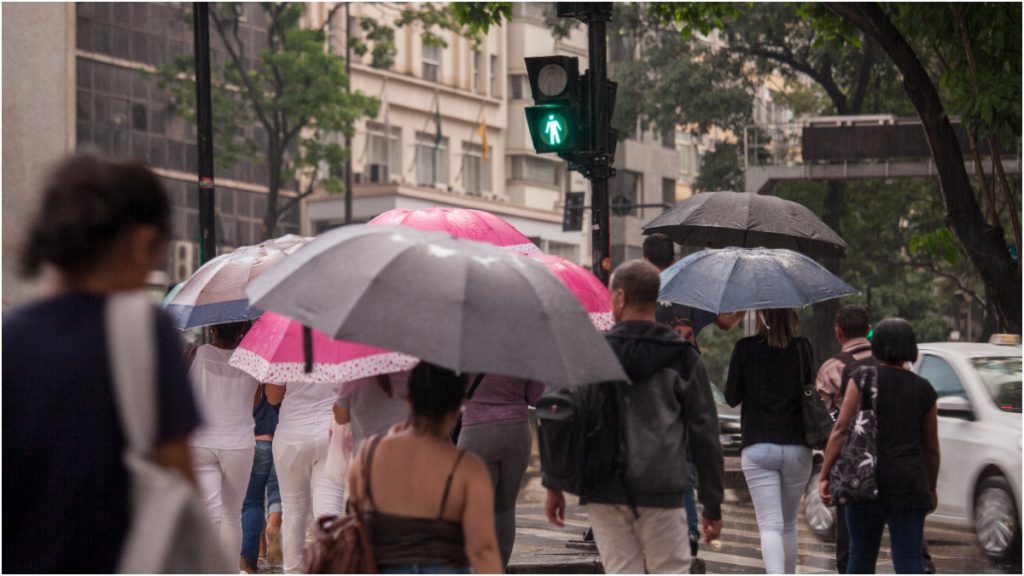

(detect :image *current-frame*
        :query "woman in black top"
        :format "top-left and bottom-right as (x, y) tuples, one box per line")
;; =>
(725, 308), (814, 574)
(820, 318), (940, 573)
(3, 155), (200, 572)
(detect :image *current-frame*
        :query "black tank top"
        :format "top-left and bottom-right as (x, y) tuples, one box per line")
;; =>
(361, 436), (469, 568)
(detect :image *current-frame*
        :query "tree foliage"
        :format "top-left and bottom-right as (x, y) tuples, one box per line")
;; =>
(159, 2), (379, 240)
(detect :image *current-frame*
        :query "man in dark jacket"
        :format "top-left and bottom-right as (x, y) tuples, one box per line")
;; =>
(545, 260), (725, 573)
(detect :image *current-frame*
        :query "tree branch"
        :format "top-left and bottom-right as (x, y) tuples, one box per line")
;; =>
(739, 43), (849, 113)
(208, 7), (273, 130)
(850, 43), (875, 114)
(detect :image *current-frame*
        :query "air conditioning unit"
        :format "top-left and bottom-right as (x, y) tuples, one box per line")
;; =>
(368, 164), (389, 183)
(389, 173), (403, 184)
(433, 183), (447, 191)
(171, 240), (196, 284)
(482, 191), (498, 201)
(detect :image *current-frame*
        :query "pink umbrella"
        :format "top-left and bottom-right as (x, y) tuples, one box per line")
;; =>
(368, 207), (542, 254)
(230, 311), (419, 384)
(529, 254), (614, 331)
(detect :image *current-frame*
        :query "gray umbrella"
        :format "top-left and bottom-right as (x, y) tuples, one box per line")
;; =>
(245, 225), (627, 387)
(659, 247), (858, 314)
(642, 191), (848, 259)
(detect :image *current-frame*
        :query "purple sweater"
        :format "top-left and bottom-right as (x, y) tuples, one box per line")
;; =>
(462, 374), (546, 427)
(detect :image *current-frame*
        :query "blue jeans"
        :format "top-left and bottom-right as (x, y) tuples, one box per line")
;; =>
(845, 502), (926, 574)
(241, 440), (282, 567)
(683, 458), (700, 543)
(381, 565), (470, 574)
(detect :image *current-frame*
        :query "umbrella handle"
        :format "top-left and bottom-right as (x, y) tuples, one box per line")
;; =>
(303, 325), (313, 373)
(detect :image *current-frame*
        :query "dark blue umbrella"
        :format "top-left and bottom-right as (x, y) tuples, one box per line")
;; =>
(659, 247), (858, 314)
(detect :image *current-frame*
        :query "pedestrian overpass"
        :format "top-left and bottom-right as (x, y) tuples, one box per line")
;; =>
(743, 115), (1021, 194)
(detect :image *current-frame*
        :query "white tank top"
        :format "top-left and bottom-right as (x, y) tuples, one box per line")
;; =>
(188, 344), (260, 449)
(276, 380), (340, 437)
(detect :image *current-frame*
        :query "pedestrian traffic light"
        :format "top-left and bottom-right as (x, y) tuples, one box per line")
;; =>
(524, 56), (582, 154)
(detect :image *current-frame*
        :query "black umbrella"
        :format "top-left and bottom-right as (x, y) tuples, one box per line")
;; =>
(642, 191), (848, 259)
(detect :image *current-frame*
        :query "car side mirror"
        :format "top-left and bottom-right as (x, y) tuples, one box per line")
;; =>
(936, 395), (974, 421)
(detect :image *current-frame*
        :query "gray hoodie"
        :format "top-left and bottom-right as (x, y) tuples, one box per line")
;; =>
(583, 320), (725, 520)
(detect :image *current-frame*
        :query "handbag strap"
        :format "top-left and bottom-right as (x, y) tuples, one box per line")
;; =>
(106, 292), (157, 458)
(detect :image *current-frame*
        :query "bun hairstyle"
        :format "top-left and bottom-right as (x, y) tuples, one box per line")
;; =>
(20, 154), (171, 278)
(407, 362), (467, 421)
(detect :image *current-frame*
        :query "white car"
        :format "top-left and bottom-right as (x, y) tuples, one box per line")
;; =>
(913, 341), (1022, 563)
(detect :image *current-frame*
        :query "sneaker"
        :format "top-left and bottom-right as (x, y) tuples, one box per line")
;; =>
(265, 525), (283, 566)
(690, 557), (706, 574)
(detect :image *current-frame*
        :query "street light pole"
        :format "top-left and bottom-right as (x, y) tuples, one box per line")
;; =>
(193, 2), (216, 264)
(344, 3), (354, 224)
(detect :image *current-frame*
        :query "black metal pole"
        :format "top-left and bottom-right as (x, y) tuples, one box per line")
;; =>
(586, 7), (612, 285)
(344, 3), (354, 224)
(193, 2), (216, 263)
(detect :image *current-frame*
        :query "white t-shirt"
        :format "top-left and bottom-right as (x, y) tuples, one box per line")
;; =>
(276, 380), (340, 437)
(188, 344), (260, 449)
(336, 373), (410, 450)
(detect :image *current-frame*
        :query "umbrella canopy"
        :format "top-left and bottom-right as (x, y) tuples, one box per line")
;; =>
(246, 225), (626, 387)
(164, 234), (309, 329)
(642, 191), (848, 259)
(368, 207), (542, 254)
(659, 247), (858, 314)
(528, 253), (613, 331)
(229, 311), (419, 384)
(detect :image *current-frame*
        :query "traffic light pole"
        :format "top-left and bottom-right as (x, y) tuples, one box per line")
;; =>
(193, 2), (216, 265)
(584, 8), (612, 285)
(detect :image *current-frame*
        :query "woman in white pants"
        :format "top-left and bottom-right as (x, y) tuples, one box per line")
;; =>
(266, 380), (344, 573)
(725, 309), (814, 574)
(188, 322), (261, 561)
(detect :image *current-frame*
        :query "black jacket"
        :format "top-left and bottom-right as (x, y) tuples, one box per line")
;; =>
(584, 320), (725, 520)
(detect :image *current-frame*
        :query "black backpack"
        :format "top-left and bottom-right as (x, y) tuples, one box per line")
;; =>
(535, 380), (625, 497)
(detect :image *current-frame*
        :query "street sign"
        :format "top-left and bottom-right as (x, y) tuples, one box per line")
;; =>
(611, 195), (632, 216)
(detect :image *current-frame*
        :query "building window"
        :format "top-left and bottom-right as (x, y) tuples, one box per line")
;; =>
(662, 178), (676, 207)
(472, 51), (482, 92)
(546, 241), (579, 263)
(661, 129), (675, 149)
(510, 155), (561, 188)
(366, 122), (401, 183)
(613, 169), (641, 206)
(679, 144), (692, 174)
(422, 41), (441, 82)
(462, 142), (491, 195)
(490, 55), (499, 96)
(508, 74), (527, 100)
(416, 132), (448, 186)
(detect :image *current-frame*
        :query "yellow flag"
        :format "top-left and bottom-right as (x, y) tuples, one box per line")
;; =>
(479, 118), (489, 161)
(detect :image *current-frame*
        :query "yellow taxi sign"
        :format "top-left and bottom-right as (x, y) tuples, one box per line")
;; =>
(988, 333), (1022, 346)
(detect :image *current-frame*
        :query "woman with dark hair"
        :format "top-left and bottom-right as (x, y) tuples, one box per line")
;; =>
(820, 318), (940, 573)
(457, 374), (545, 570)
(3, 154), (200, 572)
(348, 362), (502, 574)
(725, 308), (814, 573)
(188, 320), (261, 562)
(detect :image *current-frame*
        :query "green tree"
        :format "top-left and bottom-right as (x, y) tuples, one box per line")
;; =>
(826, 3), (1021, 332)
(159, 3), (379, 240)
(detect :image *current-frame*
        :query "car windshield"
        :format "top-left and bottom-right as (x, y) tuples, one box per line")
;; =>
(971, 356), (1022, 413)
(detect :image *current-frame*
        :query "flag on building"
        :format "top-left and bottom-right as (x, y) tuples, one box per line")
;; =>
(434, 95), (443, 147)
(479, 118), (489, 161)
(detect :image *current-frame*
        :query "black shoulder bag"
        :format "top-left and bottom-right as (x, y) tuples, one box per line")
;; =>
(798, 338), (834, 449)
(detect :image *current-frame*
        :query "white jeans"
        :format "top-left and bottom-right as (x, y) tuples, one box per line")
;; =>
(741, 443), (813, 574)
(192, 445), (255, 559)
(273, 430), (346, 573)
(587, 504), (691, 574)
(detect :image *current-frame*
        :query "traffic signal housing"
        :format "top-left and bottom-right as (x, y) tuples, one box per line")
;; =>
(524, 56), (582, 155)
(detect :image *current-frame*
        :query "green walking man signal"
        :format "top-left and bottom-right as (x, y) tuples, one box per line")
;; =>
(545, 114), (565, 145)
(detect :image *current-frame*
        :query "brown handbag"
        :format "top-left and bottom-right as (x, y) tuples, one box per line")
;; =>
(300, 436), (383, 574)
